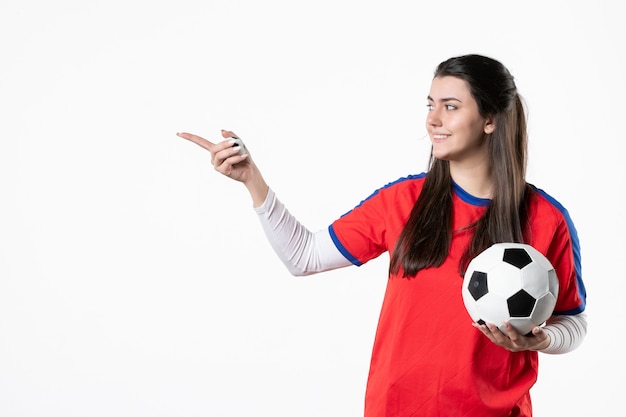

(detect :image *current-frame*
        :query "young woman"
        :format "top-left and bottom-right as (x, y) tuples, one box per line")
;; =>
(177, 54), (587, 417)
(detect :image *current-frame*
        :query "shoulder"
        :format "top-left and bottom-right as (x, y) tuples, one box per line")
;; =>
(529, 184), (576, 226)
(373, 173), (427, 197)
(355, 173), (426, 206)
(338, 173), (426, 217)
(527, 184), (581, 256)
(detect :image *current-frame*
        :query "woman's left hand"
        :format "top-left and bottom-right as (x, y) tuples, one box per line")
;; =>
(473, 322), (550, 352)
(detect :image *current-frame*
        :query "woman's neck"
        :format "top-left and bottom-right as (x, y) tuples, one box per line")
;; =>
(450, 162), (492, 199)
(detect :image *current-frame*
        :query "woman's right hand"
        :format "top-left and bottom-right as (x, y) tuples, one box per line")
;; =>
(177, 129), (269, 206)
(177, 129), (252, 182)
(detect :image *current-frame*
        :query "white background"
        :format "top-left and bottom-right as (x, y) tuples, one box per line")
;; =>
(1, 1), (623, 416)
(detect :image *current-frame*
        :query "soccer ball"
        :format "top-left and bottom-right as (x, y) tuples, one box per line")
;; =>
(461, 242), (559, 336)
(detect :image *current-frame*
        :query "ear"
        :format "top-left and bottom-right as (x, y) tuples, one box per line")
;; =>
(484, 115), (496, 134)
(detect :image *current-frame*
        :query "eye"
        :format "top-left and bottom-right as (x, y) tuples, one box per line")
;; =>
(426, 104), (434, 111)
(445, 104), (457, 110)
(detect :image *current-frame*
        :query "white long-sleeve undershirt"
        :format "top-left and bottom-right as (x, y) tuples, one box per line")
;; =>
(254, 188), (351, 276)
(254, 187), (587, 354)
(541, 312), (588, 354)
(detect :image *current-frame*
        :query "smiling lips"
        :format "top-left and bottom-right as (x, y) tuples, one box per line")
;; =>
(432, 134), (450, 141)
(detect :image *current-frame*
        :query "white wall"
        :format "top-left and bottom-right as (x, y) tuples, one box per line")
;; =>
(1, 0), (622, 415)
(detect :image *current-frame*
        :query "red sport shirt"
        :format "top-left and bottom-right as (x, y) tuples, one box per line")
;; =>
(329, 174), (586, 417)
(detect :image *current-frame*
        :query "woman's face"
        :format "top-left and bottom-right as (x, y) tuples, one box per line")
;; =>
(426, 76), (494, 165)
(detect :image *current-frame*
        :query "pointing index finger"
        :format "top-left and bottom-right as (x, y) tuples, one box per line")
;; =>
(176, 132), (215, 151)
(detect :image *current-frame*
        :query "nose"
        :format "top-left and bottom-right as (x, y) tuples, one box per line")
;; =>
(427, 106), (442, 127)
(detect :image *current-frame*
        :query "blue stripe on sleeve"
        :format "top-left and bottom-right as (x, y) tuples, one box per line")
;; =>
(328, 225), (363, 266)
(533, 186), (587, 314)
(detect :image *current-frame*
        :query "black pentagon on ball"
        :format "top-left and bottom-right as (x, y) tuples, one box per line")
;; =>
(507, 289), (537, 317)
(502, 247), (533, 269)
(468, 271), (488, 301)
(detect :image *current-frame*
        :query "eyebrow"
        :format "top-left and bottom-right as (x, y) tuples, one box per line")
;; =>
(427, 95), (462, 103)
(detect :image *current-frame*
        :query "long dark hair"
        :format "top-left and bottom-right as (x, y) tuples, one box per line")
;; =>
(389, 54), (532, 278)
